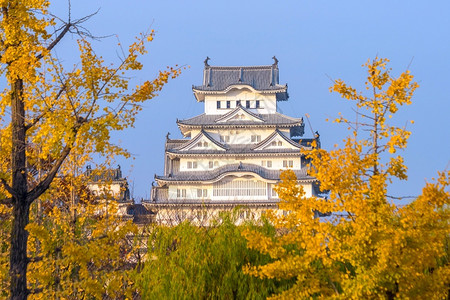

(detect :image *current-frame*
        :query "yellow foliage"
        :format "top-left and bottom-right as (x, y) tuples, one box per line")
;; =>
(244, 58), (450, 299)
(0, 0), (182, 297)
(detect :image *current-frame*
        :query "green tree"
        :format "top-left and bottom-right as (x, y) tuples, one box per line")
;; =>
(243, 58), (450, 299)
(0, 1), (180, 298)
(136, 212), (294, 299)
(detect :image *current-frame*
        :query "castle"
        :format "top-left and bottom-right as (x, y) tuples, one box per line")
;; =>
(144, 58), (320, 224)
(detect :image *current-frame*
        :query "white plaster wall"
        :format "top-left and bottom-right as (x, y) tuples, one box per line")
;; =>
(204, 90), (277, 115)
(167, 181), (312, 201)
(179, 156), (301, 172)
(168, 184), (213, 200)
(207, 128), (276, 145)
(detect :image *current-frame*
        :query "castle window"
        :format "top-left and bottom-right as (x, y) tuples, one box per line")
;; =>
(214, 161), (219, 167)
(226, 101), (231, 109)
(203, 141), (208, 147)
(246, 100), (250, 108)
(187, 161), (198, 169)
(177, 189), (186, 198)
(197, 142), (202, 147)
(267, 161), (272, 168)
(283, 160), (293, 168)
(209, 161), (214, 168)
(197, 189), (208, 198)
(261, 160), (265, 166)
(251, 135), (261, 143)
(271, 141), (277, 146)
(271, 188), (277, 197)
(236, 100), (241, 106)
(278, 141), (282, 146)
(255, 100), (260, 108)
(220, 135), (230, 143)
(217, 101), (221, 109)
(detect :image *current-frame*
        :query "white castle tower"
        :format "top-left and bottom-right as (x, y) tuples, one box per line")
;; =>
(146, 58), (320, 224)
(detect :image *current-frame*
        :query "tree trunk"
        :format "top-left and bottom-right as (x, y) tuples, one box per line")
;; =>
(9, 78), (30, 299)
(10, 200), (30, 300)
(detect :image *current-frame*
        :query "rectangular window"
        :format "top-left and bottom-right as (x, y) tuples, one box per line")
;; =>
(177, 189), (186, 198)
(272, 188), (277, 197)
(267, 161), (272, 168)
(217, 101), (221, 109)
(283, 160), (293, 168)
(197, 189), (208, 198)
(209, 161), (213, 168)
(261, 160), (265, 167)
(193, 161), (198, 169)
(255, 100), (260, 108)
(187, 161), (192, 169)
(251, 135), (261, 143)
(214, 161), (219, 167)
(236, 100), (241, 107)
(246, 100), (250, 108)
(226, 101), (231, 108)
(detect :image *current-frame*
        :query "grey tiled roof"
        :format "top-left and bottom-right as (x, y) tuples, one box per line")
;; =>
(155, 163), (314, 182)
(215, 105), (264, 123)
(165, 139), (188, 150)
(174, 130), (228, 151)
(193, 66), (287, 98)
(177, 111), (303, 127)
(253, 129), (302, 150)
(166, 143), (302, 155)
(144, 199), (280, 206)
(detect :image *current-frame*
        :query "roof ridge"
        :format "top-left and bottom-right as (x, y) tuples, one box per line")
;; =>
(214, 105), (265, 123)
(252, 129), (302, 150)
(205, 65), (274, 70)
(174, 130), (228, 151)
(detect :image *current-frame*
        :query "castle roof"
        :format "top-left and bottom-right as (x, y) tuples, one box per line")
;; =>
(192, 64), (288, 101)
(155, 163), (314, 184)
(177, 108), (303, 135)
(165, 128), (310, 157)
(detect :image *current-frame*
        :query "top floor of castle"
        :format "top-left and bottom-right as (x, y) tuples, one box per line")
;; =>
(192, 57), (288, 115)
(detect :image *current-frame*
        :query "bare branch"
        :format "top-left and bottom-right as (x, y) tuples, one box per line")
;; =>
(386, 195), (417, 200)
(351, 108), (375, 120)
(36, 23), (72, 60)
(0, 197), (13, 205)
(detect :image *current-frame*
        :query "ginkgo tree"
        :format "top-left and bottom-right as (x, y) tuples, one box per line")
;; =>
(244, 58), (450, 299)
(0, 1), (181, 298)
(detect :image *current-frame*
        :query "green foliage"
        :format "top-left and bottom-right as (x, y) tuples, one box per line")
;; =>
(135, 212), (294, 299)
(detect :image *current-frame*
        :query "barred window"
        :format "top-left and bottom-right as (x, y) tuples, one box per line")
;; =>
(213, 180), (267, 197)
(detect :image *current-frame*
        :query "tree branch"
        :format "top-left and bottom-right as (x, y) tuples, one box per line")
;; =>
(26, 144), (72, 204)
(0, 197), (12, 205)
(0, 177), (15, 197)
(36, 22), (72, 60)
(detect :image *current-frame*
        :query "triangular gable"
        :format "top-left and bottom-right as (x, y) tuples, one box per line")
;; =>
(215, 105), (264, 123)
(175, 130), (227, 151)
(253, 129), (301, 151)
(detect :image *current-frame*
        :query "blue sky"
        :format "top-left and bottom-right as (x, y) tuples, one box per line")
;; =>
(50, 1), (449, 200)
